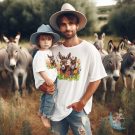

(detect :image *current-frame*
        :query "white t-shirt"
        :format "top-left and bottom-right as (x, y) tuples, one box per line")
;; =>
(50, 40), (107, 121)
(32, 49), (57, 89)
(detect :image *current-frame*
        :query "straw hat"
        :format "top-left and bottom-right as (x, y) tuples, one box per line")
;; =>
(49, 3), (87, 31)
(30, 24), (60, 45)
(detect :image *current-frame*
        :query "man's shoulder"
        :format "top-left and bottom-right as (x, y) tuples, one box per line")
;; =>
(81, 40), (93, 45)
(82, 40), (96, 49)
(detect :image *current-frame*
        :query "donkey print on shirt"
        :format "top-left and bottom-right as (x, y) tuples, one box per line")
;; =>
(46, 54), (56, 69)
(57, 52), (81, 80)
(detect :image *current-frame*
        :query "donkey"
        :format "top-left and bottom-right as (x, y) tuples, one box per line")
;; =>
(58, 52), (71, 74)
(3, 34), (32, 97)
(94, 33), (108, 59)
(121, 46), (135, 90)
(0, 48), (8, 79)
(102, 40), (123, 101)
(47, 55), (56, 67)
(70, 56), (77, 76)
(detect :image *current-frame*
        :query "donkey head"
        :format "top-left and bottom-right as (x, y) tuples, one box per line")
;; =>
(106, 40), (123, 81)
(94, 33), (105, 50)
(3, 34), (21, 70)
(70, 56), (77, 70)
(58, 52), (71, 73)
(47, 55), (56, 67)
(126, 46), (135, 70)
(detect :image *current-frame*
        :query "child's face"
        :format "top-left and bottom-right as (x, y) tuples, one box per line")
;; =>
(38, 34), (53, 49)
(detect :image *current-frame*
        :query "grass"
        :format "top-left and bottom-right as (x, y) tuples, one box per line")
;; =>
(0, 87), (127, 135)
(0, 35), (131, 135)
(0, 35), (121, 50)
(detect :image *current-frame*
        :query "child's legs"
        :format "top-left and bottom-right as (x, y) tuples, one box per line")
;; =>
(42, 89), (57, 118)
(39, 93), (46, 114)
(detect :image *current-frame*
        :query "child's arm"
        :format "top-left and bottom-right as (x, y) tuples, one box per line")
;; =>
(39, 71), (54, 86)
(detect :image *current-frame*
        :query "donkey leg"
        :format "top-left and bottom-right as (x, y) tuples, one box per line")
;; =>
(122, 75), (127, 89)
(102, 78), (107, 102)
(131, 77), (135, 91)
(14, 75), (19, 90)
(21, 72), (27, 97)
(13, 74), (20, 99)
(111, 80), (116, 98)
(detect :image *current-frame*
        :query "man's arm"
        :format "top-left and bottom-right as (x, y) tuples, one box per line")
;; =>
(67, 79), (101, 112)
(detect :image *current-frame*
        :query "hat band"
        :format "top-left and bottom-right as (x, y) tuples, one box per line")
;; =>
(61, 9), (75, 11)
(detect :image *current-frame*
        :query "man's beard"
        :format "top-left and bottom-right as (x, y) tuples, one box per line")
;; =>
(61, 31), (76, 39)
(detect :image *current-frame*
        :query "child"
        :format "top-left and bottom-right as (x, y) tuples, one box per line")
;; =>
(30, 24), (60, 128)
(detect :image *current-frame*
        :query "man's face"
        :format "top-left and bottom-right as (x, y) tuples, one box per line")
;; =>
(38, 34), (53, 49)
(59, 16), (79, 39)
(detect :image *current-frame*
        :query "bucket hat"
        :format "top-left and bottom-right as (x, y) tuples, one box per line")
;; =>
(49, 3), (87, 31)
(30, 24), (60, 45)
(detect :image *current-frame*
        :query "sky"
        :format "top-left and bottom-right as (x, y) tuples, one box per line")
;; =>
(95, 0), (117, 6)
(0, 0), (117, 6)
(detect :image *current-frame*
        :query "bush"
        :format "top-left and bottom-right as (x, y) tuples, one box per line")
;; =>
(108, 4), (135, 41)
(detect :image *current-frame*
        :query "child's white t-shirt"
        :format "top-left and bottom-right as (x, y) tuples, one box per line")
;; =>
(32, 49), (57, 89)
(51, 40), (107, 121)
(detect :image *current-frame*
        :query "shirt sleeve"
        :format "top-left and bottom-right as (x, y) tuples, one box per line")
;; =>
(33, 52), (47, 73)
(88, 46), (107, 82)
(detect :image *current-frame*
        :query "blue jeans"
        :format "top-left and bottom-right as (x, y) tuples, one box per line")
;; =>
(39, 82), (57, 118)
(51, 110), (92, 135)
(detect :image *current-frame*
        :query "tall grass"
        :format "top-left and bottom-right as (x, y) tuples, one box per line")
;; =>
(0, 95), (34, 135)
(20, 120), (32, 135)
(96, 118), (112, 135)
(121, 88), (135, 135)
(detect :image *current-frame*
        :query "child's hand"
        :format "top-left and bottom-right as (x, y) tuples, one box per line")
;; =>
(45, 78), (54, 86)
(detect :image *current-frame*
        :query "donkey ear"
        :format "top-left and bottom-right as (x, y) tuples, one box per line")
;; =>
(3, 35), (9, 43)
(117, 39), (125, 52)
(107, 40), (114, 53)
(67, 53), (71, 58)
(102, 33), (105, 40)
(15, 33), (21, 43)
(59, 52), (62, 59)
(94, 33), (98, 39)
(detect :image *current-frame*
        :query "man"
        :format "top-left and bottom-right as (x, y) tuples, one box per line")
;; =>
(49, 3), (107, 135)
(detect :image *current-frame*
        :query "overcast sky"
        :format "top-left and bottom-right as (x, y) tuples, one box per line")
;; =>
(95, 0), (117, 6)
(0, 0), (117, 6)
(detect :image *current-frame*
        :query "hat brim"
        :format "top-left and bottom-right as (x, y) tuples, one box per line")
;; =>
(49, 10), (87, 32)
(30, 32), (60, 45)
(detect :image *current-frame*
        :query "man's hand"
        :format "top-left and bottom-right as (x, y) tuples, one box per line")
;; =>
(67, 100), (85, 112)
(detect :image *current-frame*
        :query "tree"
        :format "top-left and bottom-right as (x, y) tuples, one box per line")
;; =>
(108, 3), (135, 40)
(0, 0), (43, 39)
(0, 0), (97, 39)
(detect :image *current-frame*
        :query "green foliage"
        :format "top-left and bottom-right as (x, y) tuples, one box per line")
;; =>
(0, 0), (43, 39)
(97, 5), (113, 14)
(0, 0), (97, 39)
(20, 120), (32, 135)
(108, 3), (135, 40)
(101, 23), (112, 35)
(96, 118), (112, 135)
